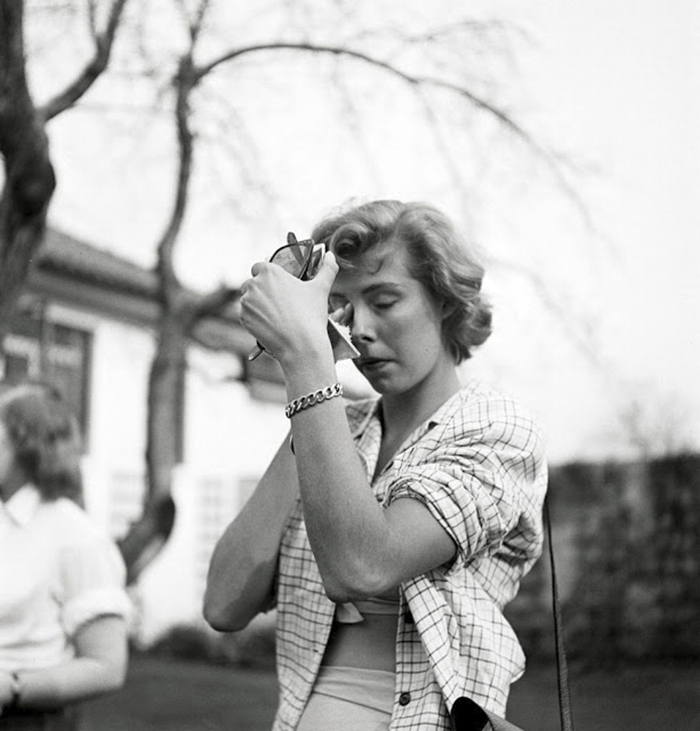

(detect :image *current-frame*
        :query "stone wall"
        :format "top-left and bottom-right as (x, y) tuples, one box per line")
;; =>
(506, 453), (700, 664)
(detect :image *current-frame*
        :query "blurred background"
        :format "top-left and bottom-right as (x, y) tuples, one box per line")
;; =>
(1, 0), (698, 729)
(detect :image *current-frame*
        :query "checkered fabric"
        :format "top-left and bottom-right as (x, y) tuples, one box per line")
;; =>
(272, 380), (548, 731)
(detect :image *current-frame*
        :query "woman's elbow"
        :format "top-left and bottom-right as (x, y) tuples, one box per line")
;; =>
(202, 595), (251, 633)
(321, 564), (387, 604)
(323, 582), (354, 605)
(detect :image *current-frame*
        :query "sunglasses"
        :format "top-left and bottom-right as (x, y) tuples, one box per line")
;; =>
(248, 232), (327, 361)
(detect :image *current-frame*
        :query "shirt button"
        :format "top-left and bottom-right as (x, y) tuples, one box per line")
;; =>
(405, 610), (414, 625)
(398, 692), (411, 706)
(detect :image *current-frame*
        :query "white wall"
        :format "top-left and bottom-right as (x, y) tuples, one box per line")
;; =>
(71, 313), (290, 644)
(131, 347), (290, 644)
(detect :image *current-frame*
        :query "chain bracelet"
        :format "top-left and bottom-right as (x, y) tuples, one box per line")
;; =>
(285, 382), (344, 419)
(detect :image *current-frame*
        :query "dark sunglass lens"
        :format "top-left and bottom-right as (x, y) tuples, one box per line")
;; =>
(305, 247), (324, 278)
(271, 241), (315, 277)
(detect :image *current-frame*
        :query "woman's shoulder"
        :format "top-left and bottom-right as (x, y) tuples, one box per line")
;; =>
(451, 380), (544, 444)
(43, 498), (116, 547)
(459, 379), (538, 418)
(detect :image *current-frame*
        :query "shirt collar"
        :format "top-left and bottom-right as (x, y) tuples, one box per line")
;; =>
(351, 385), (471, 450)
(2, 483), (42, 528)
(349, 397), (381, 439)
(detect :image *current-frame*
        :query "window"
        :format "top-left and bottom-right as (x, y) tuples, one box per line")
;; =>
(2, 309), (93, 442)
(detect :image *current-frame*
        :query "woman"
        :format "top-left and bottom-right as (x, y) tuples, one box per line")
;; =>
(0, 382), (130, 729)
(204, 200), (547, 730)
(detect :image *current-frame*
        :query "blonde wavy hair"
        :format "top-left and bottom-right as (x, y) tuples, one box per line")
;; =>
(312, 200), (492, 363)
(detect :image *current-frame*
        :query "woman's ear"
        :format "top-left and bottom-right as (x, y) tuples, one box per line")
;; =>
(441, 301), (458, 320)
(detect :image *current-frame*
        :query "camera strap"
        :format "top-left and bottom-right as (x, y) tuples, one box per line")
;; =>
(545, 498), (575, 731)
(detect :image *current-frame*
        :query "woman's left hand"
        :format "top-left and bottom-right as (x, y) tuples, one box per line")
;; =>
(240, 251), (339, 364)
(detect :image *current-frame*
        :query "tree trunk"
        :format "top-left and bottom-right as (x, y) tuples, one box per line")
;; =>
(118, 305), (188, 583)
(0, 0), (56, 345)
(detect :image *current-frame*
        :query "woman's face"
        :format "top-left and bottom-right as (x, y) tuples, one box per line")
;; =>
(329, 243), (454, 398)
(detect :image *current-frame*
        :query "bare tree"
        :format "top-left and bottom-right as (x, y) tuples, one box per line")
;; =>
(3, 0), (581, 582)
(0, 0), (128, 342)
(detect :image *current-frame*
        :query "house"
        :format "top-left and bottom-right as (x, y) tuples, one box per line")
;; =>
(3, 228), (305, 644)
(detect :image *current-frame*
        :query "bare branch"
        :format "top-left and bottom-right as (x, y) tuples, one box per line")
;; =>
(174, 0), (210, 43)
(198, 85), (279, 220)
(345, 17), (524, 57)
(191, 0), (211, 41)
(190, 285), (240, 323)
(87, 0), (98, 37)
(327, 59), (383, 186)
(40, 0), (130, 120)
(195, 41), (585, 214)
(414, 86), (473, 202)
(154, 54), (197, 301)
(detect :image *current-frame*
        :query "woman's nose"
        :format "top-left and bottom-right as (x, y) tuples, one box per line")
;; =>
(350, 305), (376, 342)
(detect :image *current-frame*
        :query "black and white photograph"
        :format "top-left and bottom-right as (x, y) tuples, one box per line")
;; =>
(1, 1), (698, 729)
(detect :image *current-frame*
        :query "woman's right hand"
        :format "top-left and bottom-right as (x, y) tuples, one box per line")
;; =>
(240, 252), (340, 366)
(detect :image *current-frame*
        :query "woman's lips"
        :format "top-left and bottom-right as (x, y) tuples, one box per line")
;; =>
(359, 358), (390, 371)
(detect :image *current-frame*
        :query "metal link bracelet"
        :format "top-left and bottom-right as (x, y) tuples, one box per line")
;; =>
(285, 382), (344, 418)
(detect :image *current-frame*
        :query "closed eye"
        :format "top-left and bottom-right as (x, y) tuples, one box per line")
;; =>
(372, 297), (399, 310)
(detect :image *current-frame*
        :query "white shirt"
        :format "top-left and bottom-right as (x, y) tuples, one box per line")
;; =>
(0, 484), (131, 672)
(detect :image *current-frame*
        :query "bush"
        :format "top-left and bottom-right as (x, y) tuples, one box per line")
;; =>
(147, 615), (276, 669)
(217, 616), (276, 669)
(148, 624), (219, 663)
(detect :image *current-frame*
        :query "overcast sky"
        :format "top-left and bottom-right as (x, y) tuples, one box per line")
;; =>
(43, 0), (700, 463)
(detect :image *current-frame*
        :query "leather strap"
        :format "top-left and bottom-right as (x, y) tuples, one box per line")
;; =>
(450, 497), (575, 731)
(545, 497), (575, 731)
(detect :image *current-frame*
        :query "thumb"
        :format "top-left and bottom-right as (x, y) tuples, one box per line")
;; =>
(313, 250), (339, 289)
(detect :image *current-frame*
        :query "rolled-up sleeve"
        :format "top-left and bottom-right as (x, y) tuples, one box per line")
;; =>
(58, 530), (132, 638)
(384, 394), (546, 568)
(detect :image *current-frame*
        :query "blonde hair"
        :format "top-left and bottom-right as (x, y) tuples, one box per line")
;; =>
(312, 200), (492, 362)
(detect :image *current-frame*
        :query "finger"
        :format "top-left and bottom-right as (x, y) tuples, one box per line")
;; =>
(324, 250), (338, 272)
(313, 251), (339, 289)
(250, 261), (266, 276)
(341, 302), (354, 326)
(329, 305), (345, 322)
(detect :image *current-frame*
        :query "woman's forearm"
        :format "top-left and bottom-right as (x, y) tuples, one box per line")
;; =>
(14, 657), (123, 709)
(14, 616), (127, 709)
(282, 349), (393, 601)
(203, 438), (299, 631)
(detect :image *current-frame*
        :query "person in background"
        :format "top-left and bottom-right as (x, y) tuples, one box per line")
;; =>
(0, 382), (130, 730)
(204, 200), (548, 730)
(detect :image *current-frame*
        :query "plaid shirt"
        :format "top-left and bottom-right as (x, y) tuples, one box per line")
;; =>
(273, 380), (547, 730)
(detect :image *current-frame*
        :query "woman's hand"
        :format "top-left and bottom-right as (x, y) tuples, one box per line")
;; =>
(240, 251), (339, 365)
(329, 301), (353, 329)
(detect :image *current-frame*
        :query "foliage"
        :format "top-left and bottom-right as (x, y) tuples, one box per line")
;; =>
(508, 454), (700, 665)
(146, 618), (276, 669)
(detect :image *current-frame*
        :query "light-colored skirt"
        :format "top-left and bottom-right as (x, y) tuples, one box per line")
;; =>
(296, 665), (395, 731)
